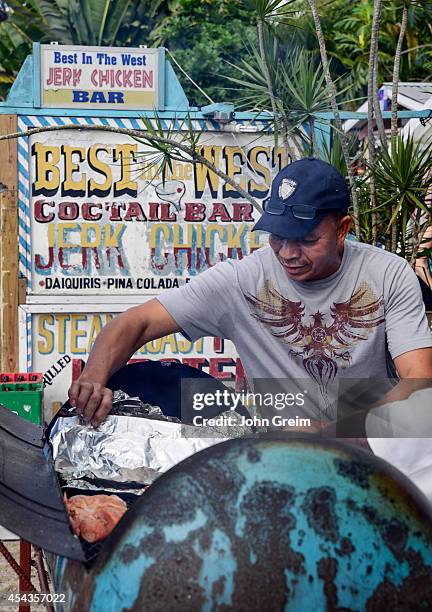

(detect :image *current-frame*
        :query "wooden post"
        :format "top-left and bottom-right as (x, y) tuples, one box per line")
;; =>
(0, 115), (19, 372)
(19, 540), (32, 612)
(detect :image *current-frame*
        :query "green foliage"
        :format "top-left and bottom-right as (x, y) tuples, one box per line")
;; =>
(0, 1), (42, 97)
(224, 28), (278, 112)
(322, 0), (432, 100)
(320, 130), (432, 259)
(65, 0), (165, 46)
(151, 0), (257, 105)
(320, 128), (360, 178)
(280, 51), (353, 153)
(368, 134), (432, 258)
(136, 112), (203, 185)
(226, 33), (340, 155)
(327, 1), (393, 93)
(249, 0), (300, 25)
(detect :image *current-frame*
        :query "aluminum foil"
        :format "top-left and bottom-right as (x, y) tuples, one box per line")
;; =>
(50, 392), (252, 493)
(101, 389), (180, 421)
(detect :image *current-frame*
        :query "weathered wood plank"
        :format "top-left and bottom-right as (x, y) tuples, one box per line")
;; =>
(0, 115), (19, 372)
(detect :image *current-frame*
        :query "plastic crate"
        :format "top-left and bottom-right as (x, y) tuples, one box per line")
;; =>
(0, 372), (43, 383)
(0, 381), (43, 425)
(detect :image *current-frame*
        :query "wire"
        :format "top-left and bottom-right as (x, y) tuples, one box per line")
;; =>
(166, 48), (214, 105)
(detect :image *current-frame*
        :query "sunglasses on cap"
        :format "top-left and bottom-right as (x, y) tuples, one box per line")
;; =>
(262, 198), (322, 220)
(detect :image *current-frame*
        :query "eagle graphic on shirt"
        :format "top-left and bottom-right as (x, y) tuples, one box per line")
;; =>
(244, 280), (385, 411)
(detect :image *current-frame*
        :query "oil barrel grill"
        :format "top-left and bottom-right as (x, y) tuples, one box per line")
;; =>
(0, 362), (432, 610)
(0, 361), (251, 566)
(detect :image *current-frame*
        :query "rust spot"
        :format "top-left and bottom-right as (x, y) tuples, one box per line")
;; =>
(360, 505), (408, 561)
(195, 455), (246, 530)
(337, 537), (355, 556)
(62, 561), (95, 611)
(124, 542), (206, 612)
(334, 458), (374, 489)
(212, 575), (226, 607)
(317, 556), (337, 581)
(118, 528), (166, 566)
(365, 547), (432, 610)
(247, 447), (261, 463)
(241, 481), (296, 524)
(221, 481), (304, 610)
(141, 474), (203, 528)
(297, 528), (305, 545)
(345, 500), (410, 562)
(198, 529), (212, 552)
(366, 579), (399, 611)
(382, 519), (408, 560)
(302, 487), (339, 542)
(317, 557), (354, 612)
(317, 557), (338, 610)
(119, 543), (141, 564)
(137, 530), (165, 556)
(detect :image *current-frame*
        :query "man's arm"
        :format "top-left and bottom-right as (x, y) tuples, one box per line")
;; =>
(323, 348), (432, 444)
(68, 299), (181, 427)
(394, 346), (432, 377)
(376, 347), (432, 406)
(69, 261), (238, 427)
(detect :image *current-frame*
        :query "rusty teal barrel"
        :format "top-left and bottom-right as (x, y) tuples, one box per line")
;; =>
(57, 437), (432, 610)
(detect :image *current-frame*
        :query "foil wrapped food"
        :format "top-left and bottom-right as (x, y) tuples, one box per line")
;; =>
(50, 391), (252, 493)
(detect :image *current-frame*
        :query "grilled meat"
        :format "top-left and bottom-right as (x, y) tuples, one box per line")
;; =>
(64, 493), (127, 543)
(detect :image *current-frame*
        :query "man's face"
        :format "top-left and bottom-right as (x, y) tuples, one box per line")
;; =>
(269, 214), (352, 282)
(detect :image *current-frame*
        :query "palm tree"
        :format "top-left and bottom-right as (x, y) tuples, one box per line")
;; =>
(391, 1), (410, 146)
(390, 0), (410, 253)
(371, 134), (432, 266)
(306, 0), (360, 239)
(248, 0), (301, 160)
(367, 0), (383, 245)
(320, 1), (432, 106)
(226, 40), (344, 160)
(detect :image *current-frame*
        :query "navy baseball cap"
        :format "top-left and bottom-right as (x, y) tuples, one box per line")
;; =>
(253, 157), (350, 239)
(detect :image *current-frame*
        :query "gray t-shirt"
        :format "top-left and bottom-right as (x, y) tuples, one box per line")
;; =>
(157, 240), (432, 418)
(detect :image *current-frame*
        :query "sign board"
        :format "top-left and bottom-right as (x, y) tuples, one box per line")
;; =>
(28, 129), (284, 295)
(38, 45), (163, 110)
(20, 306), (244, 420)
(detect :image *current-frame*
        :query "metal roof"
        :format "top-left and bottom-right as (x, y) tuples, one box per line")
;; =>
(385, 82), (432, 107)
(344, 82), (432, 133)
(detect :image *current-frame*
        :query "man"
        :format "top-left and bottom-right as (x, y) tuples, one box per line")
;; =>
(69, 158), (432, 434)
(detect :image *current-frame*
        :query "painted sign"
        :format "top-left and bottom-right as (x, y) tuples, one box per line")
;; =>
(26, 308), (244, 420)
(39, 45), (162, 109)
(29, 129), (285, 294)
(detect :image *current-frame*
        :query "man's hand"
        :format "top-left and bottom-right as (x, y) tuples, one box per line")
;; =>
(68, 379), (113, 428)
